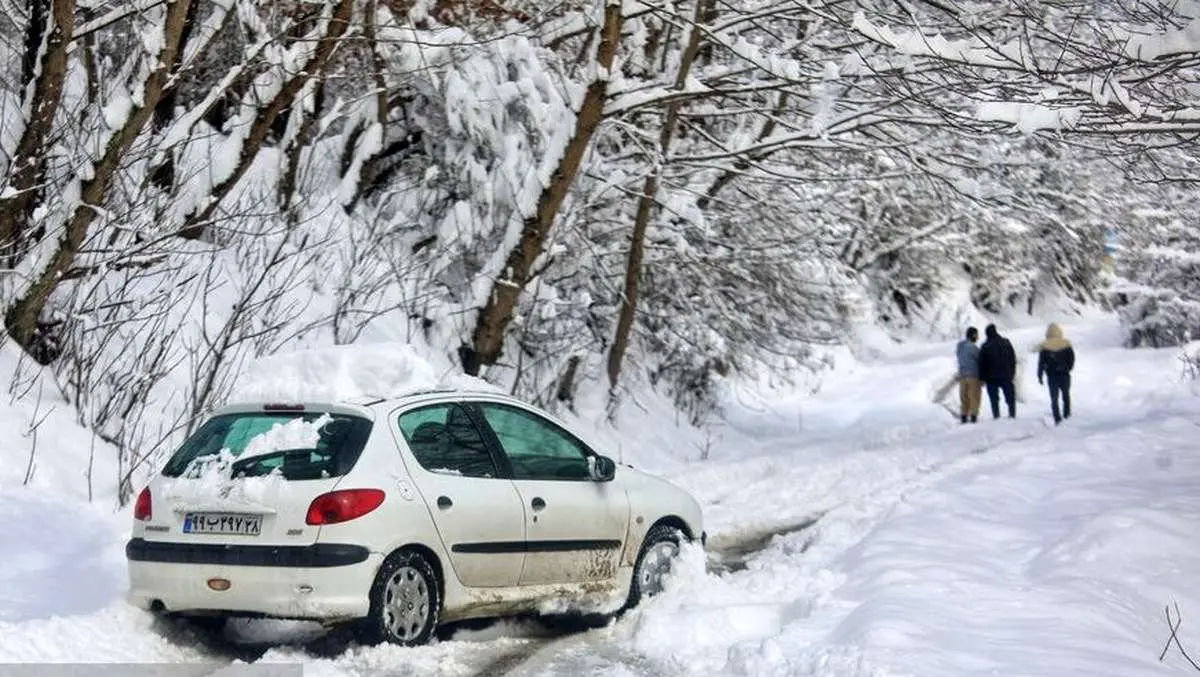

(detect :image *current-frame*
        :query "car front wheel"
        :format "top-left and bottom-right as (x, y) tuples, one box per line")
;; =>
(625, 524), (684, 610)
(358, 549), (440, 646)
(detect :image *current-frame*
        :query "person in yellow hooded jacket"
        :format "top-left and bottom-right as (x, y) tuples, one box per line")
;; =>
(1037, 323), (1075, 424)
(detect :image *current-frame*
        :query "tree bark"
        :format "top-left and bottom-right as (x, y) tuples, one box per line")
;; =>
(180, 0), (355, 238)
(606, 0), (706, 390)
(279, 79), (326, 222)
(0, 0), (75, 268)
(340, 0), (392, 212)
(19, 0), (49, 89)
(148, 0), (199, 192)
(5, 0), (193, 362)
(364, 0), (390, 127)
(460, 1), (623, 376)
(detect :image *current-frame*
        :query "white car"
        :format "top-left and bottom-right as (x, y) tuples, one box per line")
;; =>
(126, 390), (704, 645)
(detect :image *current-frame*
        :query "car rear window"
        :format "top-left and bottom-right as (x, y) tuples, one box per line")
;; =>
(161, 412), (372, 480)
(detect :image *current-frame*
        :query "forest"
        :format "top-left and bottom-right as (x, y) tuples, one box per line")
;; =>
(1, 0), (1198, 503)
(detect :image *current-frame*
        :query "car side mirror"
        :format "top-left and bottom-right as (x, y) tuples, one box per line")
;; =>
(590, 455), (616, 482)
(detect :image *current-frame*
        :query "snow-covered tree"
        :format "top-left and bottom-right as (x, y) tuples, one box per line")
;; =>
(1108, 196), (1200, 348)
(7, 0), (1200, 503)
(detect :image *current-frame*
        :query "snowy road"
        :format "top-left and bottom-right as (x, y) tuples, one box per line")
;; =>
(3, 319), (1200, 675)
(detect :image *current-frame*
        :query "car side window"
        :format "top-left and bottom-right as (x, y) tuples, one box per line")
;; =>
(397, 403), (498, 479)
(475, 403), (591, 481)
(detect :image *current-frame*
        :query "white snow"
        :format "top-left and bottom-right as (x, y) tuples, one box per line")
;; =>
(977, 101), (1083, 134)
(241, 414), (330, 459)
(226, 342), (499, 403)
(1123, 19), (1200, 62)
(3, 316), (1200, 675)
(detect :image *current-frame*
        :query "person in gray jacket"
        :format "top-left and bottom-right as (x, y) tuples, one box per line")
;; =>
(955, 326), (982, 423)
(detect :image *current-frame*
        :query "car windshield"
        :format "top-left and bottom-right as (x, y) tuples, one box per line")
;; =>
(161, 412), (372, 480)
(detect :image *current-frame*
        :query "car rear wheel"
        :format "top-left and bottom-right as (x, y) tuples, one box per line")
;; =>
(358, 549), (440, 646)
(625, 524), (683, 610)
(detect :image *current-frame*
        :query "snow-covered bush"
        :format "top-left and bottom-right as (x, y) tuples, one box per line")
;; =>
(1110, 245), (1200, 349)
(1107, 196), (1200, 349)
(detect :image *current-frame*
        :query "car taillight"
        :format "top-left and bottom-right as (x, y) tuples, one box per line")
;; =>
(306, 489), (385, 525)
(134, 487), (152, 521)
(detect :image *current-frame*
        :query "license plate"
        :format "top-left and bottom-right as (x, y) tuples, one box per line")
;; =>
(182, 512), (263, 536)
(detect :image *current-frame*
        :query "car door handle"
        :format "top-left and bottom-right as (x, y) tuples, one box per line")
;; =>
(437, 496), (452, 510)
(531, 497), (546, 511)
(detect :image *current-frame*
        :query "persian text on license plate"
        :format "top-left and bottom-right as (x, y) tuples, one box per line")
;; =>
(183, 512), (262, 535)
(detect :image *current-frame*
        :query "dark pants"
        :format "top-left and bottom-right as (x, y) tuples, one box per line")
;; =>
(986, 380), (1016, 418)
(1047, 373), (1071, 423)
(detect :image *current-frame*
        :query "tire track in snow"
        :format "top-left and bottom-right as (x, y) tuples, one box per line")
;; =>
(704, 427), (1038, 576)
(706, 515), (823, 575)
(693, 420), (1048, 562)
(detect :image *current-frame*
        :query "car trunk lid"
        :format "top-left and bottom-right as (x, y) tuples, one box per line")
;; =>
(137, 406), (373, 548)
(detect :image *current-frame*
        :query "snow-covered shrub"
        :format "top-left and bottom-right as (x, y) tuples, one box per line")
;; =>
(1110, 245), (1200, 348)
(1104, 197), (1200, 349)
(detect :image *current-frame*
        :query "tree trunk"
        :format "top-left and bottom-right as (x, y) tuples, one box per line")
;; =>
(5, 0), (193, 363)
(339, 0), (392, 212)
(460, 1), (623, 376)
(20, 0), (49, 88)
(181, 0), (355, 239)
(556, 355), (582, 409)
(606, 0), (707, 391)
(148, 0), (199, 192)
(365, 0), (390, 127)
(0, 0), (75, 268)
(279, 79), (326, 222)
(696, 0), (717, 65)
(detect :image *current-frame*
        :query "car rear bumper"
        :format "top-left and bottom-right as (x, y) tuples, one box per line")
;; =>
(126, 538), (371, 567)
(126, 539), (380, 622)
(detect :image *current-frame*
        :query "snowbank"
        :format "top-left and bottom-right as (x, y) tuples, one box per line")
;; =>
(227, 342), (500, 403)
(0, 344), (122, 502)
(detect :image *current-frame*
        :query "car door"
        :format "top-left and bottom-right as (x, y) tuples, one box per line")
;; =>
(470, 401), (630, 586)
(392, 401), (526, 588)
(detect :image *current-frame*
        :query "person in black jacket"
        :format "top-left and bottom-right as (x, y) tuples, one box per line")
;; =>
(978, 324), (1017, 419)
(1037, 323), (1076, 424)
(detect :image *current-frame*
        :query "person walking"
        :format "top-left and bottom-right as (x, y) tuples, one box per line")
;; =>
(955, 327), (982, 424)
(1037, 323), (1075, 424)
(979, 323), (1017, 419)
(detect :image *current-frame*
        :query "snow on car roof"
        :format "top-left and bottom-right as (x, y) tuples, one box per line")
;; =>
(225, 342), (501, 405)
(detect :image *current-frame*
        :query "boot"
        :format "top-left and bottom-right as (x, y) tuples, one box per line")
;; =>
(970, 415), (978, 423)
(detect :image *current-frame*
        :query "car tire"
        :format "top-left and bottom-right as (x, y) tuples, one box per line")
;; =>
(357, 549), (441, 646)
(624, 523), (684, 610)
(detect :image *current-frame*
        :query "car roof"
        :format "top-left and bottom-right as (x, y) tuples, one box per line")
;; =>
(210, 388), (531, 419)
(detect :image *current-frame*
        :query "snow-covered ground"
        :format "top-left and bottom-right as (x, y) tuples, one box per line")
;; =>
(2, 316), (1199, 676)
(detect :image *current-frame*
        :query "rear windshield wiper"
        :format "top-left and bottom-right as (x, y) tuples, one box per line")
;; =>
(231, 448), (322, 477)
